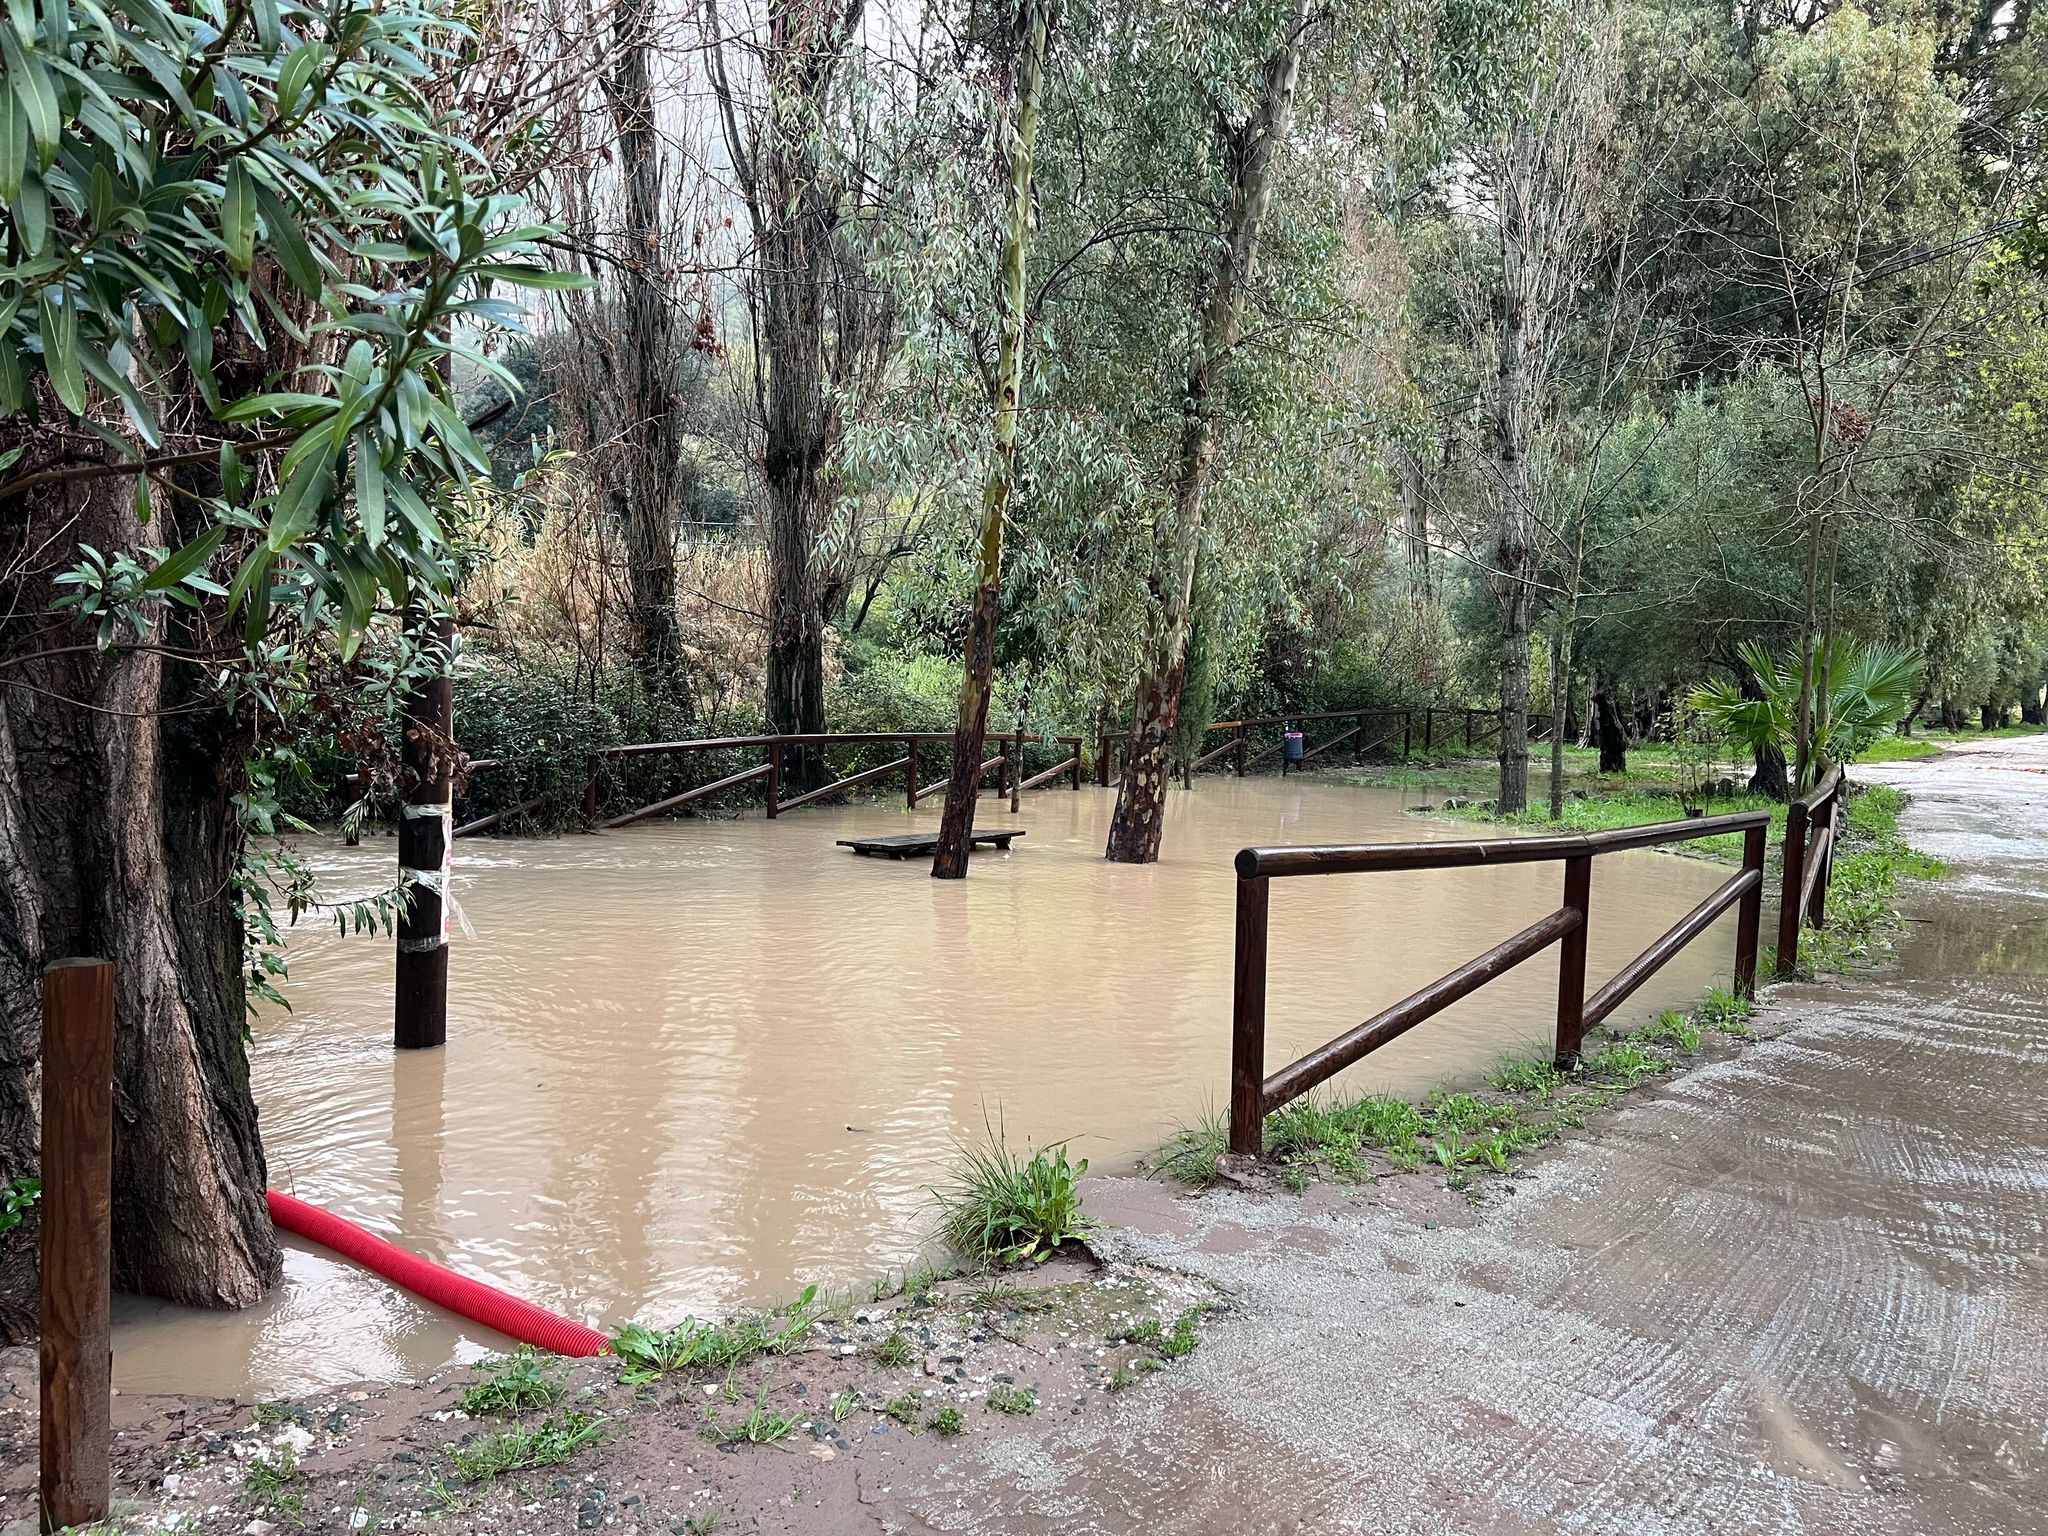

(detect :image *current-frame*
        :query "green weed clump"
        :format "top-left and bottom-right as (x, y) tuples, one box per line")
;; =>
(700, 1383), (802, 1445)
(933, 1119), (1093, 1265)
(610, 1286), (819, 1383)
(449, 1412), (604, 1480)
(457, 1347), (565, 1416)
(930, 1405), (964, 1435)
(985, 1383), (1036, 1415)
(869, 1329), (917, 1368)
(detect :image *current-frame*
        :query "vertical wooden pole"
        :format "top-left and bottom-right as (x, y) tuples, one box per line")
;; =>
(1228, 875), (1270, 1157)
(581, 755), (598, 827)
(1553, 855), (1591, 1069)
(1810, 784), (1836, 929)
(1403, 712), (1412, 758)
(1070, 739), (1081, 790)
(1464, 709), (1474, 750)
(1010, 718), (1024, 812)
(1423, 708), (1433, 752)
(1235, 723), (1247, 776)
(40, 958), (113, 1535)
(1775, 798), (1808, 979)
(1734, 823), (1765, 998)
(906, 738), (918, 809)
(396, 613), (453, 1051)
(1355, 712), (1367, 763)
(766, 742), (781, 817)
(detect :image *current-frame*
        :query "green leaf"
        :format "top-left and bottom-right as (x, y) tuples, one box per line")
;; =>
(252, 0), (280, 53)
(222, 160), (254, 273)
(142, 524), (228, 593)
(275, 41), (322, 118)
(267, 454), (333, 550)
(354, 432), (386, 548)
(474, 263), (589, 291)
(252, 181), (321, 296)
(0, 86), (26, 203)
(38, 289), (85, 414)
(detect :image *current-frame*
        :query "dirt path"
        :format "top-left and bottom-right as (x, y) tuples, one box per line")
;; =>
(2, 736), (2040, 1534)
(860, 733), (2047, 1535)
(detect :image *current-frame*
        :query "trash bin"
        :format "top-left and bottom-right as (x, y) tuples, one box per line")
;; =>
(1283, 730), (1304, 771)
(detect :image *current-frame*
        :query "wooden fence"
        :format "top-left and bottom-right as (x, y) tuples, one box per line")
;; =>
(1225, 809), (1772, 1158)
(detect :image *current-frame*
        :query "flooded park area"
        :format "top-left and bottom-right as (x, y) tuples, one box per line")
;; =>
(111, 776), (1743, 1398)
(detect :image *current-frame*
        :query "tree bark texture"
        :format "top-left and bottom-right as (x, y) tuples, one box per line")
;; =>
(934, 0), (1049, 880)
(1106, 0), (1314, 863)
(607, 0), (694, 714)
(0, 468), (280, 1342)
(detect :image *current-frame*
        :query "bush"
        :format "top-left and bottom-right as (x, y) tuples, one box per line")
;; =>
(933, 1119), (1093, 1265)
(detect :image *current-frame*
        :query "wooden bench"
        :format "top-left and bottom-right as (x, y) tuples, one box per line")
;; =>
(837, 830), (1025, 860)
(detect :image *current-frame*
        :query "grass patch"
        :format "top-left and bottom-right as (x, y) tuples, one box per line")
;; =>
(448, 1412), (604, 1480)
(869, 1329), (917, 1369)
(1149, 1107), (1228, 1186)
(985, 1383), (1037, 1415)
(932, 1117), (1093, 1265)
(1106, 1357), (1164, 1392)
(610, 1285), (819, 1383)
(1851, 735), (1941, 763)
(930, 1405), (963, 1435)
(1435, 787), (1784, 861)
(243, 1450), (305, 1522)
(457, 1347), (565, 1417)
(1790, 784), (1947, 975)
(876, 1392), (923, 1428)
(699, 1382), (801, 1446)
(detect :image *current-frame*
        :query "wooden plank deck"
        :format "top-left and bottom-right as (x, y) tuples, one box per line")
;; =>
(837, 829), (1025, 860)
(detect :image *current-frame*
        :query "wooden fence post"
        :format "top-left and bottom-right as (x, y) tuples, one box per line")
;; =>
(766, 743), (781, 818)
(905, 738), (918, 810)
(41, 958), (113, 1534)
(396, 613), (453, 1052)
(1553, 855), (1591, 1068)
(1235, 724), (1248, 777)
(1810, 784), (1836, 929)
(1228, 875), (1270, 1157)
(1423, 708), (1433, 752)
(1010, 718), (1025, 812)
(1403, 711), (1412, 758)
(1775, 798), (1808, 979)
(1734, 823), (1765, 997)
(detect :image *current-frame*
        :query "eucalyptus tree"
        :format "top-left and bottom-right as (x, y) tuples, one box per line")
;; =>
(0, 0), (566, 1331)
(932, 0), (1054, 879)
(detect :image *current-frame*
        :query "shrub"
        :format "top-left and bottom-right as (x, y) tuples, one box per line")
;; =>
(933, 1120), (1093, 1265)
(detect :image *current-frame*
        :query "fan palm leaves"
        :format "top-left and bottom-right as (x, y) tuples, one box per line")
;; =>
(1691, 639), (1921, 791)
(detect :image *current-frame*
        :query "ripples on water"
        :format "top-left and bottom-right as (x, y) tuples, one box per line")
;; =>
(113, 777), (1741, 1396)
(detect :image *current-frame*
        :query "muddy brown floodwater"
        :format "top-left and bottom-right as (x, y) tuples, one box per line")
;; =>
(112, 777), (1743, 1398)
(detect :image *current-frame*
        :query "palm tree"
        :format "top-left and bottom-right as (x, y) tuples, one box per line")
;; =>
(1691, 639), (1921, 796)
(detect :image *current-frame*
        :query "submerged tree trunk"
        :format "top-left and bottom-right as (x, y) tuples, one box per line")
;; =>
(0, 472), (280, 1340)
(934, 0), (1050, 881)
(1106, 0), (1313, 864)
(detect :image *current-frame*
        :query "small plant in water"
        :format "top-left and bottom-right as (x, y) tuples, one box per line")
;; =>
(933, 1114), (1093, 1265)
(611, 1286), (819, 1383)
(985, 1383), (1036, 1415)
(457, 1347), (564, 1417)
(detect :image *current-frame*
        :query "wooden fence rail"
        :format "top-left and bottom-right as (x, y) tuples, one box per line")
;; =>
(1776, 766), (1846, 979)
(1226, 809), (1771, 1158)
(1168, 706), (1559, 783)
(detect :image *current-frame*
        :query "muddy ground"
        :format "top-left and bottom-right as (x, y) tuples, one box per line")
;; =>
(2, 734), (2043, 1535)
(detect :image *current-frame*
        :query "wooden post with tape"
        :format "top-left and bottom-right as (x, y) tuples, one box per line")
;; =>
(396, 612), (454, 1050)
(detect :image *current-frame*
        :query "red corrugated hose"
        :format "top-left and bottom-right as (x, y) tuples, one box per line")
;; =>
(266, 1189), (607, 1357)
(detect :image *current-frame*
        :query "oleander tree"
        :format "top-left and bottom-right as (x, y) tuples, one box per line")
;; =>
(0, 0), (572, 1334)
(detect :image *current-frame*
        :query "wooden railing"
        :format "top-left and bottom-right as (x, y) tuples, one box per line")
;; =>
(447, 728), (1085, 837)
(1225, 810), (1769, 1157)
(1775, 766), (1845, 979)
(1103, 706), (1558, 785)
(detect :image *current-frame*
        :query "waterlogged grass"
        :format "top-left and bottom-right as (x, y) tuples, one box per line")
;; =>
(932, 1118), (1093, 1265)
(610, 1285), (820, 1383)
(448, 1412), (605, 1480)
(457, 1347), (565, 1417)
(1156, 989), (1761, 1193)
(1436, 787), (1785, 860)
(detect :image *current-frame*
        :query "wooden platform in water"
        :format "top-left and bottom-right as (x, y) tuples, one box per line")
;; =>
(837, 829), (1025, 859)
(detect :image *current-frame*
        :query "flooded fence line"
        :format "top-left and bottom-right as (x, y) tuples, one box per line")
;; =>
(445, 728), (1088, 838)
(1776, 766), (1845, 979)
(1135, 705), (1560, 786)
(1225, 810), (1773, 1159)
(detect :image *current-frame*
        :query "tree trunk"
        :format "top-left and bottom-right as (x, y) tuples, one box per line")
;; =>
(1981, 700), (2002, 731)
(934, 0), (1049, 881)
(1487, 122), (1537, 817)
(610, 0), (692, 718)
(0, 474), (280, 1341)
(1594, 690), (1628, 774)
(1106, 0), (1313, 864)
(1546, 619), (1571, 820)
